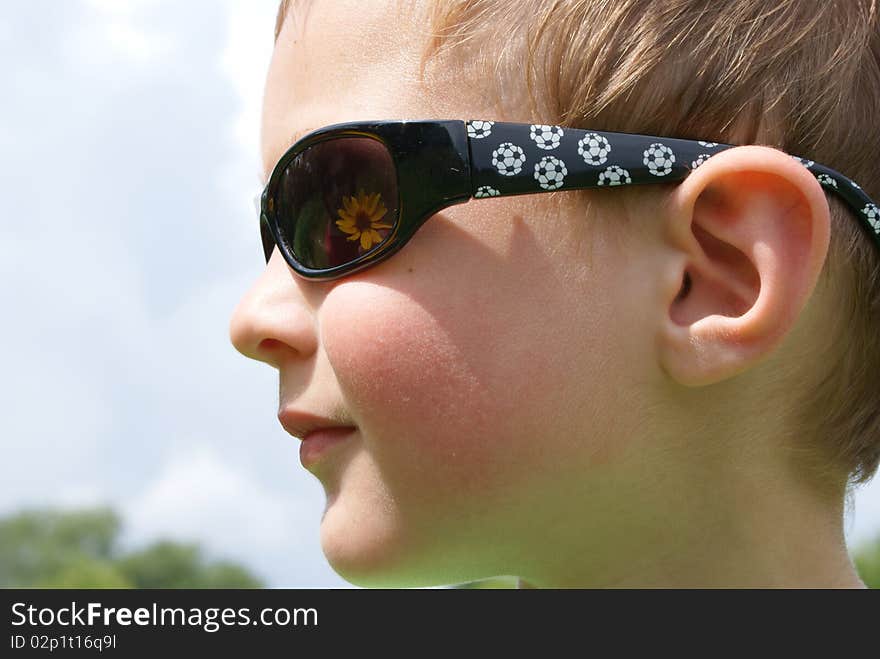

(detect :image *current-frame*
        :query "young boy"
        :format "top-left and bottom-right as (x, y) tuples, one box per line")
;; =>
(230, 0), (879, 587)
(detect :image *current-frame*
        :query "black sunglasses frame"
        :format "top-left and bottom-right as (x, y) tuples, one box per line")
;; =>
(259, 120), (880, 281)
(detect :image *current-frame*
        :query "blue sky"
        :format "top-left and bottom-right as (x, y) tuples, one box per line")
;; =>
(1, 0), (878, 588)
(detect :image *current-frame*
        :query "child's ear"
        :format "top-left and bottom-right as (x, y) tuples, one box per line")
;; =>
(657, 145), (831, 387)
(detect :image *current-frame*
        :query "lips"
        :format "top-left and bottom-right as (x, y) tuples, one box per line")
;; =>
(277, 408), (357, 468)
(298, 426), (357, 468)
(277, 408), (355, 441)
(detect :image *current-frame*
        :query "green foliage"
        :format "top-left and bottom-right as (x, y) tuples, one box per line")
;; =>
(853, 534), (880, 589)
(118, 541), (261, 589)
(0, 507), (263, 589)
(40, 558), (132, 589)
(0, 507), (121, 587)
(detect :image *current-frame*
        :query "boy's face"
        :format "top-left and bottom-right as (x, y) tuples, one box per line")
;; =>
(231, 0), (655, 586)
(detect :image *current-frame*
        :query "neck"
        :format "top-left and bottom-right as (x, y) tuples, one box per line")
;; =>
(518, 541), (865, 589)
(511, 459), (865, 588)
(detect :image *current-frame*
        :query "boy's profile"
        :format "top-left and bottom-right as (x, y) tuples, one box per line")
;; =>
(229, 0), (879, 588)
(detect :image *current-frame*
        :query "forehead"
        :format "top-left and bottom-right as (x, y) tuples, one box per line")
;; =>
(261, 0), (481, 178)
(274, 0), (310, 41)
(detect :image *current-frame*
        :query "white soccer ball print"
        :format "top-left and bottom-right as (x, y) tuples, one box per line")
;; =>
(492, 142), (526, 176)
(534, 156), (568, 190)
(597, 165), (631, 186)
(863, 204), (880, 233)
(691, 154), (712, 169)
(643, 143), (676, 177)
(817, 174), (837, 189)
(475, 186), (500, 198)
(698, 141), (719, 148)
(529, 124), (563, 150)
(792, 156), (814, 168)
(577, 133), (611, 166)
(467, 120), (494, 139)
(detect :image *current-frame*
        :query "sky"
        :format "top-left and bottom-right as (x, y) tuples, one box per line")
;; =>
(0, 0), (879, 588)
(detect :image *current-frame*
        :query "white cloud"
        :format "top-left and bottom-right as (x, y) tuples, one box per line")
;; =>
(123, 446), (296, 551)
(221, 0), (277, 157)
(81, 0), (175, 65)
(121, 446), (349, 587)
(219, 0), (279, 241)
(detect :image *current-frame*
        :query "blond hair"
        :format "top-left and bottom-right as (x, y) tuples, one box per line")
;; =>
(274, 0), (880, 487)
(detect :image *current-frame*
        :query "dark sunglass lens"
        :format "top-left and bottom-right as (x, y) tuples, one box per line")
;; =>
(272, 136), (399, 270)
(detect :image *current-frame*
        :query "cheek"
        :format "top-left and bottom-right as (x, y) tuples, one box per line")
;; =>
(323, 283), (500, 472)
(319, 278), (565, 500)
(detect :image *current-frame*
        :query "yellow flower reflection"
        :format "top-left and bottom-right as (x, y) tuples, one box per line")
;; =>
(335, 189), (392, 251)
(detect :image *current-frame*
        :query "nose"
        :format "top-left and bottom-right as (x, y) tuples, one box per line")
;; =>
(229, 250), (320, 368)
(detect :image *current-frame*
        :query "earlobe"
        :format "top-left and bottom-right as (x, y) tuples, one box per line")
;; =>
(657, 145), (832, 387)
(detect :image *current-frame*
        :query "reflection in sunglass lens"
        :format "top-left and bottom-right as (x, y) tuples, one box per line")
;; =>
(271, 136), (399, 270)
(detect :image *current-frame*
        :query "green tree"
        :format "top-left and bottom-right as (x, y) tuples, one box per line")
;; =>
(119, 541), (261, 588)
(0, 507), (121, 587)
(0, 507), (263, 588)
(42, 558), (132, 588)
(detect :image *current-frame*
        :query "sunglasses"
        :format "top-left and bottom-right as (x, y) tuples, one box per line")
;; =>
(257, 120), (880, 281)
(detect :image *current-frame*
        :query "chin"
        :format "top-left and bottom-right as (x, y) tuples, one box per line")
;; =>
(318, 504), (430, 588)
(317, 498), (489, 589)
